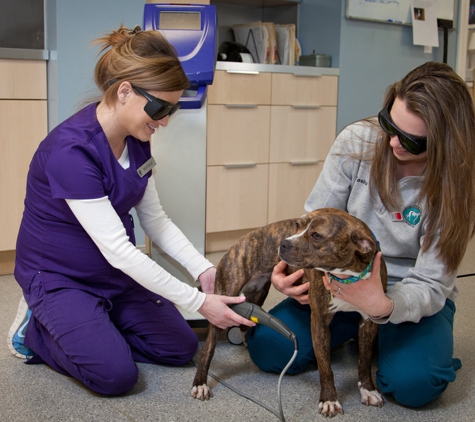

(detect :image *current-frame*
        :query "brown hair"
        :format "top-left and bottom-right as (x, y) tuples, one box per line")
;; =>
(371, 61), (475, 273)
(92, 25), (189, 106)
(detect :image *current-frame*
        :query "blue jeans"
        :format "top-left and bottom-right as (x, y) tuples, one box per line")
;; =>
(246, 297), (461, 407)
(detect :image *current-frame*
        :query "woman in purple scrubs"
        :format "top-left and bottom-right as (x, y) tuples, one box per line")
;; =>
(8, 25), (253, 395)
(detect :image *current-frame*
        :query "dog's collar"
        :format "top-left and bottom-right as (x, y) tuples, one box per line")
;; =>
(327, 257), (374, 284)
(327, 233), (380, 285)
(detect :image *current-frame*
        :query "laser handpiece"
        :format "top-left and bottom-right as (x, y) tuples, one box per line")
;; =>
(230, 302), (297, 344)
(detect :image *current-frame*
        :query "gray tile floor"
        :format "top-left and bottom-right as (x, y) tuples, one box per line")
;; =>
(1, 273), (474, 422)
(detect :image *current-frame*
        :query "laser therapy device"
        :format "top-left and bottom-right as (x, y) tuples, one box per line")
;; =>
(143, 3), (217, 108)
(145, 4), (216, 324)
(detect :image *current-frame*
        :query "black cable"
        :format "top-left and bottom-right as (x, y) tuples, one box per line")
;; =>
(443, 27), (448, 64)
(457, 273), (475, 278)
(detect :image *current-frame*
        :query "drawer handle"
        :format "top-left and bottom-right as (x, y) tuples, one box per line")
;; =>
(292, 73), (322, 77)
(291, 105), (322, 110)
(290, 160), (321, 166)
(226, 70), (260, 75)
(225, 104), (259, 109)
(224, 163), (257, 169)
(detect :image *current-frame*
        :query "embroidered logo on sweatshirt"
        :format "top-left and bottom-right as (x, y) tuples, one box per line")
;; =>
(403, 206), (421, 226)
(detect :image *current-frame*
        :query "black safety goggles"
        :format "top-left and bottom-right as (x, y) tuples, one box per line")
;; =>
(132, 85), (181, 120)
(378, 107), (427, 155)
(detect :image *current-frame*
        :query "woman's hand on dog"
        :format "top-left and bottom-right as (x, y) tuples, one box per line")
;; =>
(198, 267), (216, 294)
(322, 252), (393, 318)
(271, 261), (308, 305)
(198, 294), (257, 329)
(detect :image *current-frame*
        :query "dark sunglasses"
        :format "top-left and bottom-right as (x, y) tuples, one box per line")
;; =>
(378, 107), (427, 155)
(131, 85), (181, 120)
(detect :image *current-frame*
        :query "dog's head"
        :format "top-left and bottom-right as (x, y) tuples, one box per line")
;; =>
(279, 208), (378, 276)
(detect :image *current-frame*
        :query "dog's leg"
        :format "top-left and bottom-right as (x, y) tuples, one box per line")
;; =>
(191, 324), (222, 400)
(308, 273), (344, 417)
(357, 318), (384, 407)
(238, 272), (272, 344)
(239, 272), (272, 306)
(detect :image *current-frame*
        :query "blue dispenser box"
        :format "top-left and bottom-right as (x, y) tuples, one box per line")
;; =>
(143, 3), (217, 109)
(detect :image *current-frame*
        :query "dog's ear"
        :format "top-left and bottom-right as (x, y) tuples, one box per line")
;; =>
(351, 231), (375, 255)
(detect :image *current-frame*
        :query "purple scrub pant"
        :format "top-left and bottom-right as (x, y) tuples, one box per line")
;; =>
(23, 274), (198, 396)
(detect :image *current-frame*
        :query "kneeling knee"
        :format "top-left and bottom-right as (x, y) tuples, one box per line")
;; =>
(377, 367), (448, 407)
(246, 326), (307, 374)
(174, 334), (199, 366)
(90, 361), (139, 396)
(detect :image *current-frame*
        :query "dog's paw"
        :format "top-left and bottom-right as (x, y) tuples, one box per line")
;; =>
(358, 382), (384, 407)
(191, 384), (213, 401)
(318, 400), (343, 417)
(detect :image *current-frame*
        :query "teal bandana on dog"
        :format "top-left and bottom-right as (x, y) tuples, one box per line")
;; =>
(327, 256), (375, 284)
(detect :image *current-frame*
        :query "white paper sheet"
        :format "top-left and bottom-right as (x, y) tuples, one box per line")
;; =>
(411, 0), (439, 47)
(232, 22), (269, 64)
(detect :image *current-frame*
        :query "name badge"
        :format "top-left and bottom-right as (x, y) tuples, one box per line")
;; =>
(137, 157), (157, 177)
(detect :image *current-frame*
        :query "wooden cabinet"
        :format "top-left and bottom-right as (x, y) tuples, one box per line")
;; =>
(208, 70), (271, 104)
(268, 74), (337, 221)
(0, 59), (47, 273)
(207, 105), (270, 166)
(206, 64), (338, 252)
(271, 73), (338, 106)
(206, 70), (271, 237)
(0, 59), (46, 99)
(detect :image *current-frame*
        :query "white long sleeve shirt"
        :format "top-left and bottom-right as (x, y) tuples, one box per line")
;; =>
(66, 146), (212, 314)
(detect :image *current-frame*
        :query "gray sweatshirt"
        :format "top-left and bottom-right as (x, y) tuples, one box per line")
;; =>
(305, 120), (457, 324)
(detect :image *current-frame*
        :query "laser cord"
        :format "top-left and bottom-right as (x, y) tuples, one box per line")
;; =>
(192, 336), (297, 422)
(193, 303), (299, 422)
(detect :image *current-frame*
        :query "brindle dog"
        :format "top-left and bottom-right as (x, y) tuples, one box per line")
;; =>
(191, 208), (387, 417)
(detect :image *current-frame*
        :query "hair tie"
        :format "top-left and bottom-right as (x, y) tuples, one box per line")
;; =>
(131, 25), (142, 35)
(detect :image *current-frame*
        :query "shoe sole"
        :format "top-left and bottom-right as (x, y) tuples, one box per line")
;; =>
(7, 296), (30, 359)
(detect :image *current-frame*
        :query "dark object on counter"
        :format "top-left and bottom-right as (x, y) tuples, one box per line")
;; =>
(217, 41), (254, 63)
(299, 51), (331, 67)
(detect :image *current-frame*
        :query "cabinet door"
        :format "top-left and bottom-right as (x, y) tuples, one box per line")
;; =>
(271, 73), (338, 106)
(269, 106), (336, 163)
(268, 162), (323, 223)
(208, 70), (272, 105)
(207, 105), (270, 166)
(206, 164), (268, 233)
(0, 100), (48, 250)
(0, 59), (47, 99)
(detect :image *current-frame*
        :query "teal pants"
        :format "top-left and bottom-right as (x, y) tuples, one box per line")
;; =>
(246, 298), (461, 407)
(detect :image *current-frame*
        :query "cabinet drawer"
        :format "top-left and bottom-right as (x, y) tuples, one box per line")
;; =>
(0, 100), (47, 250)
(0, 59), (47, 99)
(271, 73), (338, 106)
(206, 164), (268, 233)
(207, 105), (270, 165)
(268, 162), (323, 223)
(208, 70), (272, 105)
(270, 106), (336, 163)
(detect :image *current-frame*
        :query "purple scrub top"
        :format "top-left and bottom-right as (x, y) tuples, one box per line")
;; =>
(15, 103), (152, 298)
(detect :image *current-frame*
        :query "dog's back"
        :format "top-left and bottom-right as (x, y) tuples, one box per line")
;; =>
(213, 211), (320, 298)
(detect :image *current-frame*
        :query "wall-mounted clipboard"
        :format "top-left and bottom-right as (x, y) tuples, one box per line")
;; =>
(346, 0), (455, 27)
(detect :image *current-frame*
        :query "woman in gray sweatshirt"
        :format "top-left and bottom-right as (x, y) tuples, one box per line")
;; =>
(246, 61), (475, 408)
